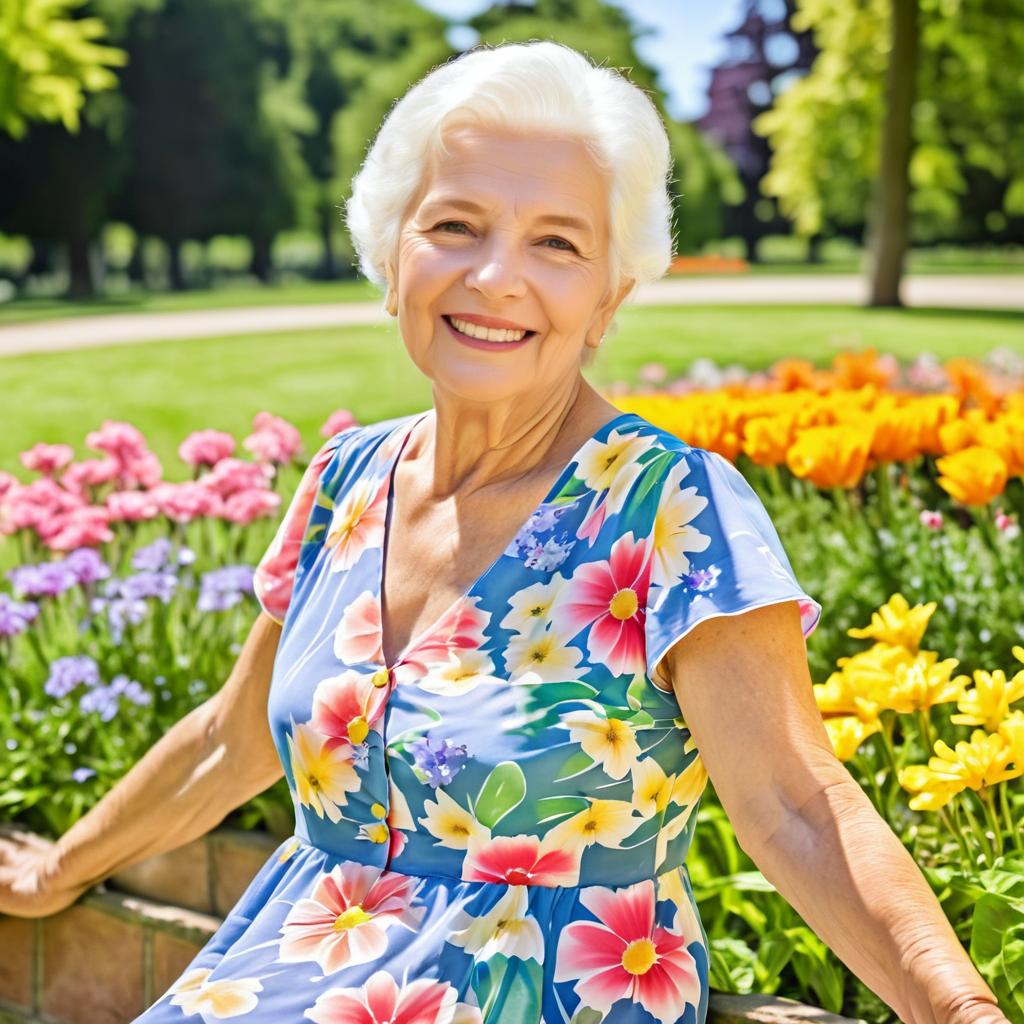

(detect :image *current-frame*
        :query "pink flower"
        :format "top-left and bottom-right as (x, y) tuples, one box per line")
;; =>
(106, 489), (162, 522)
(306, 971), (481, 1024)
(20, 443), (75, 476)
(311, 670), (391, 748)
(277, 862), (423, 973)
(392, 597), (490, 684)
(334, 591), (385, 665)
(60, 457), (121, 494)
(321, 409), (358, 438)
(0, 471), (18, 498)
(118, 451), (163, 489)
(553, 879), (701, 1021)
(220, 488), (281, 525)
(919, 509), (944, 530)
(201, 458), (274, 498)
(551, 533), (650, 677)
(1, 479), (83, 534)
(150, 481), (223, 523)
(462, 834), (580, 887)
(325, 474), (390, 573)
(243, 412), (302, 464)
(179, 429), (236, 468)
(639, 362), (667, 384)
(38, 506), (114, 551)
(85, 420), (148, 464)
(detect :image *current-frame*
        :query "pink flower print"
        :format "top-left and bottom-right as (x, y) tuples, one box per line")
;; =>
(392, 597), (490, 684)
(321, 409), (358, 438)
(462, 834), (581, 887)
(551, 533), (650, 677)
(278, 863), (424, 973)
(179, 429), (236, 468)
(20, 443), (75, 477)
(554, 879), (702, 1022)
(311, 670), (391, 747)
(334, 591), (384, 665)
(243, 412), (302, 464)
(306, 970), (482, 1024)
(325, 474), (390, 573)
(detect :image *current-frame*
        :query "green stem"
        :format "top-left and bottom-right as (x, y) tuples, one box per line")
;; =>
(999, 783), (1021, 851)
(958, 790), (995, 868)
(876, 461), (895, 526)
(979, 786), (1005, 860)
(936, 803), (972, 864)
(916, 708), (935, 760)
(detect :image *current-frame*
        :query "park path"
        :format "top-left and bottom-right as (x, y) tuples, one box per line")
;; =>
(0, 273), (1020, 358)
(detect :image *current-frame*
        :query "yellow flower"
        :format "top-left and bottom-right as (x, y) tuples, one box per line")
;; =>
(287, 720), (360, 823)
(648, 457), (711, 590)
(887, 655), (969, 714)
(936, 445), (1008, 505)
(741, 414), (795, 467)
(814, 643), (914, 719)
(544, 799), (639, 854)
(847, 594), (937, 653)
(562, 710), (641, 780)
(950, 668), (1024, 732)
(897, 764), (963, 811)
(447, 883), (544, 963)
(277, 836), (302, 863)
(998, 710), (1024, 769)
(923, 729), (1019, 792)
(786, 424), (872, 489)
(823, 715), (883, 762)
(504, 628), (587, 685)
(418, 789), (490, 850)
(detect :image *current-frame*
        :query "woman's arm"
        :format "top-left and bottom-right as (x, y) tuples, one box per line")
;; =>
(0, 610), (286, 918)
(658, 600), (1005, 1024)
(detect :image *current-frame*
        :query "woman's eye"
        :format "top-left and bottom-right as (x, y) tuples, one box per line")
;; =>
(435, 221), (470, 234)
(541, 236), (577, 252)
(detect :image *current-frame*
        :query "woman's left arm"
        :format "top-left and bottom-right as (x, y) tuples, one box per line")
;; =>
(657, 600), (1008, 1024)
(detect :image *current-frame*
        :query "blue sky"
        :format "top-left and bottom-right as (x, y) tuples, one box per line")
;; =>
(417, 0), (751, 121)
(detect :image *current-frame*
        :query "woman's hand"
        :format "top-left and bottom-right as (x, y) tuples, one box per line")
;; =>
(941, 994), (1012, 1024)
(0, 828), (91, 919)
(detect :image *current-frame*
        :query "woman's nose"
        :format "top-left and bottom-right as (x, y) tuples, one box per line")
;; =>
(464, 233), (527, 299)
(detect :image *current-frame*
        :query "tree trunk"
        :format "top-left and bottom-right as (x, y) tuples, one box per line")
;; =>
(806, 233), (824, 264)
(742, 231), (760, 264)
(249, 235), (274, 283)
(318, 200), (337, 280)
(128, 235), (146, 285)
(866, 0), (919, 307)
(167, 238), (187, 291)
(66, 225), (96, 299)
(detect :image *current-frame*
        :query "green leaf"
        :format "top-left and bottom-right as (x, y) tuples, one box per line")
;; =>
(553, 749), (595, 782)
(474, 761), (527, 829)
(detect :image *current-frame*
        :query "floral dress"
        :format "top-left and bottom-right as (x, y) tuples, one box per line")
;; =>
(134, 409), (822, 1024)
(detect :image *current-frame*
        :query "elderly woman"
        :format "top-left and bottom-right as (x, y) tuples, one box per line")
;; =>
(2, 40), (1007, 1024)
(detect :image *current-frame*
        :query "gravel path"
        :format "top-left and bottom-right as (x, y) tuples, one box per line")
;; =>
(0, 274), (1020, 357)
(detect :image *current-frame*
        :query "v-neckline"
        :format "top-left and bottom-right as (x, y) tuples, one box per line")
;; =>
(374, 408), (641, 669)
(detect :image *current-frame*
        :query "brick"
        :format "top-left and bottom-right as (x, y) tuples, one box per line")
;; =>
(0, 915), (35, 1012)
(149, 930), (205, 1005)
(109, 837), (211, 915)
(41, 902), (145, 1024)
(210, 829), (278, 917)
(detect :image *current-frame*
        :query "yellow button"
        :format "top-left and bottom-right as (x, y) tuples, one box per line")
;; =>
(371, 669), (390, 688)
(370, 802), (386, 819)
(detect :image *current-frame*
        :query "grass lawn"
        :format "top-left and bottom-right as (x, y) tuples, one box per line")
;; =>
(3, 302), (1021, 478)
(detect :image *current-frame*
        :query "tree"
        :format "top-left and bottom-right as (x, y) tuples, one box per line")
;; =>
(0, 0), (125, 139)
(753, 0), (1024, 306)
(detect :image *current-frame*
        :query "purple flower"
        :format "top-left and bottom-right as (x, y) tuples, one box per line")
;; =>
(6, 562), (78, 598)
(198, 565), (256, 612)
(121, 571), (178, 604)
(684, 565), (720, 592)
(523, 535), (573, 572)
(79, 686), (119, 720)
(409, 737), (469, 789)
(71, 767), (97, 783)
(131, 538), (175, 572)
(0, 594), (40, 638)
(64, 548), (111, 586)
(109, 673), (152, 706)
(45, 655), (101, 698)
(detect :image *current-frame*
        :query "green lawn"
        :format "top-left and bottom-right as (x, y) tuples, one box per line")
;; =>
(2, 302), (1021, 478)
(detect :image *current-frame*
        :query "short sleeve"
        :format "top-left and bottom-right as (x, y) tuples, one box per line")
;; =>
(644, 447), (822, 681)
(253, 429), (356, 624)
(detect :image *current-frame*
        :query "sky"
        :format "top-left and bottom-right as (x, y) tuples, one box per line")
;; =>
(416, 0), (753, 121)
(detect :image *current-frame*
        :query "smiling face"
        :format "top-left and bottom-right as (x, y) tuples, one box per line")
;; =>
(387, 125), (633, 406)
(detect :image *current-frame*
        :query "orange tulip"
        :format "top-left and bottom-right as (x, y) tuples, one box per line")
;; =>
(786, 425), (872, 489)
(935, 446), (1008, 505)
(742, 415), (795, 467)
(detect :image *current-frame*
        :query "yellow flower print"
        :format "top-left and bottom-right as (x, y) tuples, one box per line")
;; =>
(448, 884), (545, 964)
(544, 798), (640, 854)
(505, 626), (587, 685)
(419, 789), (491, 850)
(169, 968), (262, 1018)
(648, 458), (711, 592)
(575, 430), (655, 514)
(499, 578), (566, 636)
(562, 709), (641, 780)
(286, 719), (360, 823)
(418, 649), (504, 698)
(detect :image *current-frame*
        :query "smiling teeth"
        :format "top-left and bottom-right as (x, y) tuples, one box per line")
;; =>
(449, 316), (528, 343)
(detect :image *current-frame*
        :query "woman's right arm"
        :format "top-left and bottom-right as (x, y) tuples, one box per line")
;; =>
(0, 610), (287, 918)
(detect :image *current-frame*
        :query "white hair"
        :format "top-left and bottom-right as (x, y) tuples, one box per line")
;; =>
(344, 40), (674, 307)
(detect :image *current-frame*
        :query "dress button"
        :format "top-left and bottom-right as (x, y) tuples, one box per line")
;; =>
(371, 668), (390, 688)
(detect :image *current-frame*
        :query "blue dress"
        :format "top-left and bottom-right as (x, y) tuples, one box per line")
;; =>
(133, 409), (821, 1024)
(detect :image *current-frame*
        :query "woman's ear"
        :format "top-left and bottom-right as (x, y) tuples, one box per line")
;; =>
(585, 274), (635, 350)
(384, 262), (398, 317)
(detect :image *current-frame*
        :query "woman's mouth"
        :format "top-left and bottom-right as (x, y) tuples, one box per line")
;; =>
(442, 314), (537, 351)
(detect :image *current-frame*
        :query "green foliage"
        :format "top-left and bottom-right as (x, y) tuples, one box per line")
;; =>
(754, 0), (1024, 241)
(0, 0), (126, 138)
